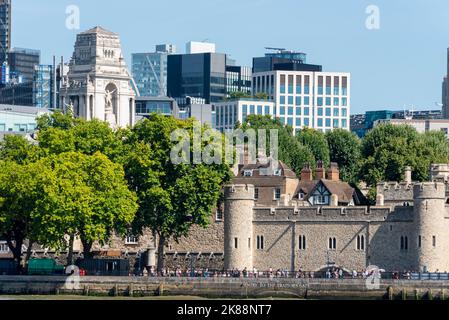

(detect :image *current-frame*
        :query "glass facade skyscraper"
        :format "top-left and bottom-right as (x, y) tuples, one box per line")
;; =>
(168, 52), (252, 104)
(132, 45), (175, 97)
(0, 0), (11, 67)
(34, 65), (54, 109)
(8, 48), (40, 83)
(226, 65), (252, 96)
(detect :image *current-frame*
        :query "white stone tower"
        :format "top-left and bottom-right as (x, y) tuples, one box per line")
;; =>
(224, 184), (254, 270)
(60, 27), (136, 128)
(413, 182), (449, 272)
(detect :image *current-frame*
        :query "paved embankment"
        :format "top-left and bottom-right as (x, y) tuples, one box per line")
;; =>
(1, 276), (448, 299)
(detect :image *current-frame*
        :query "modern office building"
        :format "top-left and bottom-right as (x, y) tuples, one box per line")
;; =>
(132, 44), (176, 97)
(0, 0), (11, 67)
(186, 41), (216, 54)
(167, 52), (227, 104)
(443, 48), (449, 118)
(252, 71), (350, 132)
(135, 96), (214, 127)
(226, 65), (252, 96)
(0, 81), (33, 106)
(253, 49), (322, 73)
(0, 104), (50, 133)
(136, 96), (181, 118)
(375, 118), (449, 136)
(34, 64), (54, 109)
(352, 109), (443, 137)
(167, 52), (252, 104)
(213, 98), (275, 132)
(8, 47), (40, 83)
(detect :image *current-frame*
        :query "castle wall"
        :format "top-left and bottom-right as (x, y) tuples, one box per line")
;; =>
(413, 183), (449, 272)
(377, 182), (413, 206)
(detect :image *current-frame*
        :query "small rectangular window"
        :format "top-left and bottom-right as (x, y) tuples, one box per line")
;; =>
(125, 235), (139, 244)
(274, 188), (281, 200)
(433, 236), (436, 247)
(234, 238), (238, 249)
(254, 188), (259, 200)
(248, 238), (251, 249)
(215, 210), (223, 221)
(418, 235), (422, 248)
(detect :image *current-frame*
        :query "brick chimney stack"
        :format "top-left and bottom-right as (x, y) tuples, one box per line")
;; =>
(316, 160), (325, 180)
(301, 163), (312, 181)
(327, 162), (340, 181)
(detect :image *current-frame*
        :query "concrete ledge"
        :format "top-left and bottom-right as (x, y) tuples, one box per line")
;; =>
(1, 276), (449, 299)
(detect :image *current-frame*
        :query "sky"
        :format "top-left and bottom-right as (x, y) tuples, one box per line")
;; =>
(10, 0), (449, 114)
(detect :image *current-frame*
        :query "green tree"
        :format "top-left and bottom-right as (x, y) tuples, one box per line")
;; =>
(0, 160), (49, 272)
(359, 124), (449, 186)
(31, 152), (138, 261)
(227, 91), (251, 100)
(296, 127), (330, 168)
(123, 115), (231, 271)
(253, 92), (269, 100)
(325, 129), (362, 183)
(37, 114), (124, 161)
(0, 135), (41, 164)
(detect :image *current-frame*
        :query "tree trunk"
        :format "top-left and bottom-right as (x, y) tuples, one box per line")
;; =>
(80, 237), (93, 259)
(7, 237), (24, 274)
(24, 240), (34, 265)
(67, 234), (75, 266)
(157, 234), (166, 274)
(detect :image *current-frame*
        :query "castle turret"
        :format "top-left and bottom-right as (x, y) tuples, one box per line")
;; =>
(413, 182), (449, 272)
(224, 184), (255, 270)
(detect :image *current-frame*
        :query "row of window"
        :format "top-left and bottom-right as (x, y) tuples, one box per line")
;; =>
(279, 96), (348, 107)
(0, 123), (36, 132)
(277, 117), (348, 129)
(232, 235), (365, 251)
(232, 235), (439, 252)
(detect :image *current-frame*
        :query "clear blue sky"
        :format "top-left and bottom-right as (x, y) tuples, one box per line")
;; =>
(11, 0), (449, 114)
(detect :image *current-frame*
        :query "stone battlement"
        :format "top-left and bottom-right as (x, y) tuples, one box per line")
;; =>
(252, 206), (397, 222)
(413, 182), (446, 199)
(224, 184), (255, 200)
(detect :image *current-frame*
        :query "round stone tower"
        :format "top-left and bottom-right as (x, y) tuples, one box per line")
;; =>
(413, 182), (449, 272)
(224, 184), (255, 271)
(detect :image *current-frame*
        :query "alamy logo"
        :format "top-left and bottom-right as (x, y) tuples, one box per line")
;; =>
(365, 265), (382, 290)
(170, 122), (279, 166)
(64, 265), (81, 290)
(365, 5), (380, 30)
(65, 5), (80, 30)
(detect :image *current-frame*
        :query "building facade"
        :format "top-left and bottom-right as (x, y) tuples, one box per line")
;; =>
(443, 48), (449, 119)
(167, 52), (252, 104)
(0, 0), (11, 67)
(226, 65), (252, 96)
(213, 98), (275, 132)
(34, 65), (54, 109)
(375, 118), (449, 136)
(8, 48), (40, 83)
(253, 49), (322, 73)
(186, 41), (216, 54)
(252, 70), (350, 132)
(131, 44), (176, 97)
(60, 27), (136, 128)
(0, 104), (50, 133)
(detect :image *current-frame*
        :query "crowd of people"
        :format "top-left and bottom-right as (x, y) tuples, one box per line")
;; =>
(128, 265), (448, 280)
